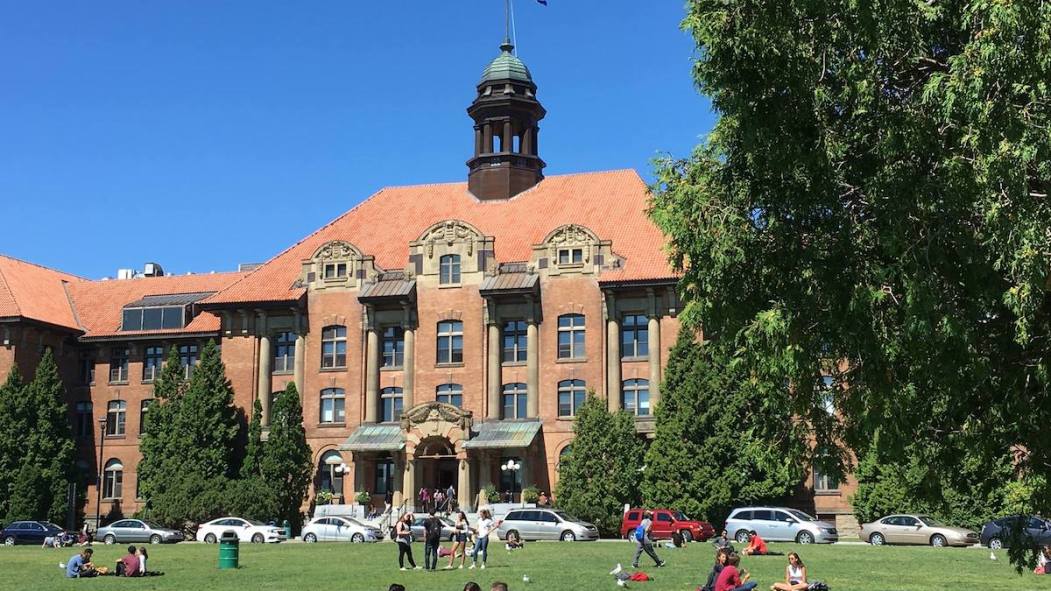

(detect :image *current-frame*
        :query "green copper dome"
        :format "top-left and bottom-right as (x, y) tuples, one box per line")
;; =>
(480, 41), (532, 84)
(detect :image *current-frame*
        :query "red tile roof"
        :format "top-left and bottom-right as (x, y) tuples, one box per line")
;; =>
(0, 255), (85, 330)
(207, 169), (676, 305)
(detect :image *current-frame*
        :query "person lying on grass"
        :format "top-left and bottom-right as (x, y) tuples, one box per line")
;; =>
(770, 552), (807, 591)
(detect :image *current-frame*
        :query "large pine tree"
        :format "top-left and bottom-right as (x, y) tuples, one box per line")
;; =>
(137, 346), (186, 504)
(240, 399), (265, 479)
(173, 340), (239, 480)
(0, 366), (28, 519)
(261, 382), (313, 529)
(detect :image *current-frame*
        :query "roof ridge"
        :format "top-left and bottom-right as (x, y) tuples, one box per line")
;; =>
(61, 280), (86, 332)
(0, 264), (20, 317)
(0, 253), (88, 281)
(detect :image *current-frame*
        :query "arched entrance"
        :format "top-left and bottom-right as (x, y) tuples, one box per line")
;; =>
(401, 401), (473, 511)
(415, 437), (458, 500)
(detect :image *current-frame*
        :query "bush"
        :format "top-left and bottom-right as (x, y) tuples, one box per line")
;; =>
(522, 486), (540, 504)
(355, 491), (371, 506)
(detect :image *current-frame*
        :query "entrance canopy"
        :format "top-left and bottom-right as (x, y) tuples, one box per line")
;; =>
(339, 424), (405, 452)
(462, 420), (542, 449)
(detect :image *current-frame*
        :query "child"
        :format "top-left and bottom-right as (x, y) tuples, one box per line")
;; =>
(770, 552), (807, 591)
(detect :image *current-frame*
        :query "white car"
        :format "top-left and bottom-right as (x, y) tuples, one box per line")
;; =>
(301, 516), (381, 543)
(196, 517), (286, 544)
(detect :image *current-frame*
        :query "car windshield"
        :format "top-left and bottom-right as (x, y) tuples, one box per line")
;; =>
(787, 510), (817, 522)
(673, 512), (689, 521)
(918, 516), (944, 527)
(143, 522), (163, 530)
(553, 511), (580, 523)
(44, 522), (64, 531)
(246, 520), (265, 526)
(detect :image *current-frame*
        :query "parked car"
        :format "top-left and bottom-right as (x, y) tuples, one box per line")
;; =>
(301, 516), (381, 543)
(620, 508), (715, 542)
(980, 515), (1051, 550)
(496, 508), (599, 542)
(196, 517), (286, 544)
(859, 514), (978, 547)
(410, 515), (456, 542)
(1, 521), (65, 546)
(95, 519), (185, 545)
(724, 507), (838, 544)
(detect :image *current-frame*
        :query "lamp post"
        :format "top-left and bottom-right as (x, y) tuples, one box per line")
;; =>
(94, 416), (108, 531)
(501, 459), (522, 507)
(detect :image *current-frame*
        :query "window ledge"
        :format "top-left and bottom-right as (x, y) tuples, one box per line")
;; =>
(317, 422), (347, 428)
(380, 366), (404, 372)
(319, 367), (347, 373)
(140, 379), (154, 385)
(435, 363), (464, 369)
(814, 490), (842, 497)
(620, 356), (650, 363)
(438, 283), (463, 289)
(272, 370), (294, 376)
(103, 497), (122, 502)
(108, 380), (129, 386)
(104, 435), (127, 440)
(555, 357), (587, 364)
(501, 361), (527, 367)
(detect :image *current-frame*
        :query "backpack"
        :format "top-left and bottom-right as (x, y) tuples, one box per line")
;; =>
(807, 582), (829, 591)
(634, 524), (646, 542)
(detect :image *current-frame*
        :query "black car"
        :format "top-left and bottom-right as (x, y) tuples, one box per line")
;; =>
(1, 521), (65, 546)
(980, 515), (1051, 549)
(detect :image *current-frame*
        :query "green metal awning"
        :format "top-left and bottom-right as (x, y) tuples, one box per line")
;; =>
(338, 424), (405, 452)
(463, 420), (542, 449)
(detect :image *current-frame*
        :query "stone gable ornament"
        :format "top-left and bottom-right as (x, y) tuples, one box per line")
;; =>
(424, 221), (476, 258)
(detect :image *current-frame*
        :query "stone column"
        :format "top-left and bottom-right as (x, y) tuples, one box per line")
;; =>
(256, 312), (272, 425)
(487, 320), (501, 420)
(364, 306), (379, 423)
(647, 289), (662, 410)
(457, 457), (472, 512)
(353, 455), (365, 495)
(503, 120), (513, 153)
(526, 315), (539, 418)
(402, 306), (415, 409)
(605, 294), (621, 412)
(391, 457), (404, 509)
(293, 309), (305, 393)
(483, 124), (493, 154)
(402, 458), (415, 512)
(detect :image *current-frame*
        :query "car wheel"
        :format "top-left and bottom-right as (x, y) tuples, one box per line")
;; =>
(252, 533), (264, 544)
(104, 534), (116, 545)
(796, 531), (815, 544)
(150, 534), (162, 545)
(3, 536), (14, 546)
(735, 529), (751, 544)
(869, 532), (885, 546)
(560, 530), (576, 542)
(352, 533), (364, 543)
(304, 533), (317, 543)
(989, 538), (1003, 550)
(930, 534), (947, 547)
(204, 533), (217, 544)
(680, 530), (693, 543)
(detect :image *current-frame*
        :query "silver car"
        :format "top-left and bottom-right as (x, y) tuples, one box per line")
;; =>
(301, 516), (381, 543)
(96, 519), (185, 545)
(496, 508), (599, 542)
(410, 516), (457, 542)
(724, 507), (838, 544)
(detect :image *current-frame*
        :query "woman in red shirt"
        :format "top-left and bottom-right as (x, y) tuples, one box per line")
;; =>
(715, 554), (757, 591)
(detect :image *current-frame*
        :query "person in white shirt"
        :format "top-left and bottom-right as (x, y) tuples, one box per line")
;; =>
(469, 509), (501, 570)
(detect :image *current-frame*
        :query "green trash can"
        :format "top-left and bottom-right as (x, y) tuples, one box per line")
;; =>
(218, 530), (239, 570)
(282, 520), (291, 540)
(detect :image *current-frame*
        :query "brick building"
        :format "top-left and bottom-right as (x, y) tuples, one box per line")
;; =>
(0, 39), (855, 529)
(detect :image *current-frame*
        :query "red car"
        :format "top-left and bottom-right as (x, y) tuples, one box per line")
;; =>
(620, 508), (715, 543)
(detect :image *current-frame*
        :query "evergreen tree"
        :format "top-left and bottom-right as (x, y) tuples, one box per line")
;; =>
(25, 350), (76, 523)
(6, 461), (46, 522)
(173, 340), (239, 480)
(0, 366), (27, 519)
(261, 383), (312, 529)
(642, 334), (807, 527)
(240, 399), (265, 479)
(137, 346), (185, 503)
(554, 393), (643, 536)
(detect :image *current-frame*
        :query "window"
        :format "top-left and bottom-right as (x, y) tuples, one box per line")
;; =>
(898, 516), (919, 527)
(557, 314), (585, 359)
(321, 326), (347, 369)
(621, 379), (650, 416)
(501, 383), (527, 419)
(139, 399), (153, 434)
(274, 332), (295, 373)
(502, 320), (527, 363)
(819, 375), (835, 414)
(142, 345), (163, 382)
(813, 455), (839, 492)
(121, 306), (185, 331)
(656, 513), (673, 523)
(79, 353), (94, 385)
(103, 459), (123, 499)
(439, 254), (461, 285)
(436, 383), (463, 407)
(557, 445), (573, 471)
(381, 387), (404, 422)
(382, 326), (405, 368)
(106, 400), (127, 436)
(375, 459), (395, 495)
(318, 451), (344, 495)
(436, 321), (464, 364)
(109, 347), (129, 383)
(74, 402), (93, 439)
(320, 388), (345, 424)
(557, 379), (587, 417)
(621, 314), (649, 358)
(323, 262), (348, 279)
(558, 248), (584, 265)
(752, 510), (773, 521)
(178, 344), (198, 379)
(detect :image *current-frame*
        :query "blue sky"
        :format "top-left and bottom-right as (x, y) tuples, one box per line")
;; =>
(0, 1), (714, 278)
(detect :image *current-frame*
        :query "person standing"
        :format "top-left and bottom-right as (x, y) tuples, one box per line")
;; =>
(469, 509), (500, 570)
(447, 484), (457, 511)
(631, 511), (666, 569)
(419, 487), (431, 512)
(423, 510), (444, 570)
(446, 511), (470, 569)
(395, 513), (419, 571)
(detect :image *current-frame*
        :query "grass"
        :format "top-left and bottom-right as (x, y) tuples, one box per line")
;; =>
(1, 540), (1048, 591)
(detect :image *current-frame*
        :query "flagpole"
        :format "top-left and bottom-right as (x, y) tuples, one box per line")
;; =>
(505, 0), (511, 44)
(510, 0), (518, 55)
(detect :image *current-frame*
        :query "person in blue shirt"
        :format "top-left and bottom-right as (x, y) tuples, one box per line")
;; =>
(65, 548), (98, 578)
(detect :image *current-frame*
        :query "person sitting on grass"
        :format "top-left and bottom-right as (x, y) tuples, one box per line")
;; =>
(741, 530), (768, 556)
(713, 529), (732, 548)
(1036, 545), (1050, 575)
(491, 582), (509, 591)
(700, 547), (732, 591)
(715, 553), (756, 591)
(463, 583), (482, 591)
(65, 548), (98, 578)
(116, 545), (140, 576)
(388, 585), (405, 591)
(770, 552), (807, 591)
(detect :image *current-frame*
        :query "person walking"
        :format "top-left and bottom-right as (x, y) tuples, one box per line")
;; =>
(423, 510), (444, 570)
(418, 487), (431, 512)
(469, 509), (500, 570)
(446, 511), (470, 569)
(447, 484), (457, 512)
(394, 513), (419, 571)
(631, 511), (666, 569)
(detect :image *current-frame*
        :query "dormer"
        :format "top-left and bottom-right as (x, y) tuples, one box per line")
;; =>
(300, 240), (375, 291)
(532, 224), (615, 277)
(408, 220), (495, 288)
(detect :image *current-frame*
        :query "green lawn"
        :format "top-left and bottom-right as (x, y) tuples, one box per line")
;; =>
(1, 540), (1047, 591)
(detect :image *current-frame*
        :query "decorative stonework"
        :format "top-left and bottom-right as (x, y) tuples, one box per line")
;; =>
(419, 221), (480, 258)
(544, 224), (597, 259)
(401, 401), (473, 459)
(314, 240), (360, 261)
(531, 223), (613, 277)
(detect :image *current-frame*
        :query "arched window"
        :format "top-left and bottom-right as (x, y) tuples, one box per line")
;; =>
(274, 331), (296, 373)
(318, 450), (346, 497)
(321, 326), (347, 369)
(103, 459), (123, 499)
(501, 383), (527, 420)
(320, 388), (345, 424)
(106, 400), (126, 436)
(557, 379), (587, 417)
(557, 445), (573, 472)
(621, 379), (650, 416)
(557, 314), (586, 359)
(436, 383), (463, 407)
(436, 321), (464, 364)
(439, 254), (461, 285)
(381, 387), (404, 423)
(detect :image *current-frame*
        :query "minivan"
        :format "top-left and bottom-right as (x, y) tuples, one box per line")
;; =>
(724, 507), (838, 544)
(496, 508), (599, 542)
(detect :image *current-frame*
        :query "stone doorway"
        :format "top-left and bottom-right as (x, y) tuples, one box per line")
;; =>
(415, 437), (458, 509)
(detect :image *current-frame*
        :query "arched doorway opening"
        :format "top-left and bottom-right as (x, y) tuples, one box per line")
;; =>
(414, 437), (458, 510)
